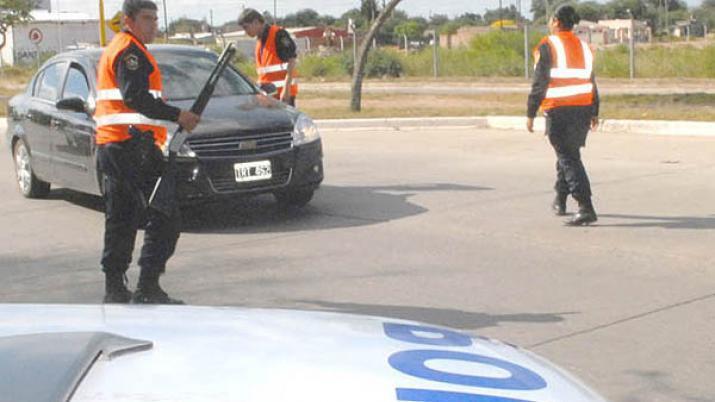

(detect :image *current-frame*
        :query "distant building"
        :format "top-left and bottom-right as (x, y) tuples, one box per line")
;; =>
(1, 10), (113, 66)
(575, 20), (610, 45)
(597, 19), (651, 44)
(671, 21), (706, 38)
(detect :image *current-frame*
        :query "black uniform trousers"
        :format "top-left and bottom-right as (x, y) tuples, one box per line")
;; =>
(545, 106), (593, 203)
(97, 135), (180, 278)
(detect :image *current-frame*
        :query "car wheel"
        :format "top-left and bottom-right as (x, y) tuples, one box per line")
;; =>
(274, 189), (314, 208)
(13, 139), (50, 198)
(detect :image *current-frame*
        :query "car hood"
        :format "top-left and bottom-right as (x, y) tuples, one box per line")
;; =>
(168, 94), (298, 137)
(0, 305), (607, 402)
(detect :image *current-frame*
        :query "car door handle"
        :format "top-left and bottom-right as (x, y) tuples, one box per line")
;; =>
(51, 119), (62, 129)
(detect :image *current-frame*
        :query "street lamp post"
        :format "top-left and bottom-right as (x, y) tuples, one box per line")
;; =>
(162, 0), (169, 41)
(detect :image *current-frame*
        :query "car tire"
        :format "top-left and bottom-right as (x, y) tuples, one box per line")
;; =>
(13, 139), (50, 198)
(274, 189), (314, 208)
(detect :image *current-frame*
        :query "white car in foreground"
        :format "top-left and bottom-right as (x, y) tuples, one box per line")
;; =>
(0, 304), (608, 402)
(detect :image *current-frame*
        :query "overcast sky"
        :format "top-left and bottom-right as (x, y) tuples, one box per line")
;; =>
(51, 0), (706, 27)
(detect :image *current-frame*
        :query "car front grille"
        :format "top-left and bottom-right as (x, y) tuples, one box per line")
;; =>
(187, 131), (293, 158)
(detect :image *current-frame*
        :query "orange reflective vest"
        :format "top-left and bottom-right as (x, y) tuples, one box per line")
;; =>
(535, 31), (594, 111)
(255, 25), (298, 98)
(94, 32), (168, 146)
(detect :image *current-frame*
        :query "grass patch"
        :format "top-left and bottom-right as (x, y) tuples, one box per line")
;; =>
(298, 91), (715, 121)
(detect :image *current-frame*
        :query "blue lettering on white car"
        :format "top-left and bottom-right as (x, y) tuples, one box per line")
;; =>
(396, 388), (535, 402)
(384, 322), (547, 402)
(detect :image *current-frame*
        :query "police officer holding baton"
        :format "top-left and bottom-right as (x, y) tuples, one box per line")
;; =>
(95, 0), (199, 303)
(527, 5), (600, 226)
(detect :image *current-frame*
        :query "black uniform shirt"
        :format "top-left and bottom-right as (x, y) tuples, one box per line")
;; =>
(114, 31), (181, 122)
(527, 41), (600, 119)
(259, 23), (298, 62)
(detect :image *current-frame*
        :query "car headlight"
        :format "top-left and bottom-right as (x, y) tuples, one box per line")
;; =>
(292, 114), (320, 146)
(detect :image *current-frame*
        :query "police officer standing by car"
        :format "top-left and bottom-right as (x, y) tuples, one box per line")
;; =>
(95, 0), (200, 303)
(238, 8), (299, 106)
(527, 5), (600, 226)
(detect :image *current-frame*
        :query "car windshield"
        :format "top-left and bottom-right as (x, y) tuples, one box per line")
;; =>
(154, 50), (256, 101)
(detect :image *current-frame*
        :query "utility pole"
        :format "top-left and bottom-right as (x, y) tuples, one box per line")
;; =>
(209, 9), (213, 33)
(273, 0), (277, 21)
(628, 9), (635, 79)
(524, 23), (529, 79)
(99, 0), (107, 46)
(162, 0), (169, 41)
(499, 0), (503, 29)
(665, 0), (669, 38)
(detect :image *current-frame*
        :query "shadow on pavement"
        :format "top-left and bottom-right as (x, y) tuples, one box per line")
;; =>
(599, 213), (715, 230)
(46, 189), (104, 212)
(624, 370), (713, 402)
(293, 299), (571, 331)
(182, 182), (492, 234)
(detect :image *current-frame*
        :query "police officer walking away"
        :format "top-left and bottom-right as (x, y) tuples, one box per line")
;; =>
(95, 0), (200, 303)
(238, 8), (299, 106)
(527, 5), (600, 226)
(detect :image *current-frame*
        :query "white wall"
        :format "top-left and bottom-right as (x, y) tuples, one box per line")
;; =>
(6, 21), (115, 66)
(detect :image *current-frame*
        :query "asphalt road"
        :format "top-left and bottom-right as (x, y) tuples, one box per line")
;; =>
(2, 126), (714, 402)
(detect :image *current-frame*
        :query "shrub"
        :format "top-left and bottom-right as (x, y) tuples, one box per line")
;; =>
(298, 53), (346, 79)
(343, 48), (404, 78)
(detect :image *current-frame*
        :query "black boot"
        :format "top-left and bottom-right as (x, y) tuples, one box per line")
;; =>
(551, 193), (567, 216)
(103, 272), (132, 304)
(566, 199), (597, 226)
(132, 273), (184, 305)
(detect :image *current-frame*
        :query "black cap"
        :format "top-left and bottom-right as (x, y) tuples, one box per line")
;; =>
(554, 4), (580, 29)
(238, 8), (264, 25)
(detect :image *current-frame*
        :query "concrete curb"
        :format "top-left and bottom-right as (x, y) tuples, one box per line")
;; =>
(316, 116), (715, 137)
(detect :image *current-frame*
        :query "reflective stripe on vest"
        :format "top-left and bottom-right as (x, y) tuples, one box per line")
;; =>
(94, 32), (169, 146)
(95, 113), (167, 128)
(545, 83), (594, 98)
(537, 31), (595, 110)
(255, 25), (298, 98)
(272, 78), (299, 88)
(548, 35), (593, 79)
(96, 89), (163, 101)
(256, 63), (289, 74)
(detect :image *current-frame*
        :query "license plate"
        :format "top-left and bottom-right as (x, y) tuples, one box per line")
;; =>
(234, 160), (272, 182)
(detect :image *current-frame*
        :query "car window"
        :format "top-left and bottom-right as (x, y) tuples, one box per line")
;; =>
(35, 62), (66, 101)
(63, 65), (90, 101)
(154, 51), (256, 100)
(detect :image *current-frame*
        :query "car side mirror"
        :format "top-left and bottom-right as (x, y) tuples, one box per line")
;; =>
(56, 97), (88, 114)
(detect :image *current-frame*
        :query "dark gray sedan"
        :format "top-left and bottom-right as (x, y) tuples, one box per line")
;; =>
(5, 45), (323, 207)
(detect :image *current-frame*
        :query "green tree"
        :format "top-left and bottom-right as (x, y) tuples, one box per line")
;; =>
(530, 0), (572, 23)
(577, 1), (606, 22)
(280, 9), (327, 27)
(484, 5), (521, 25)
(454, 12), (484, 26)
(0, 0), (34, 51)
(429, 13), (450, 27)
(693, 0), (715, 28)
(394, 20), (425, 44)
(361, 0), (379, 23)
